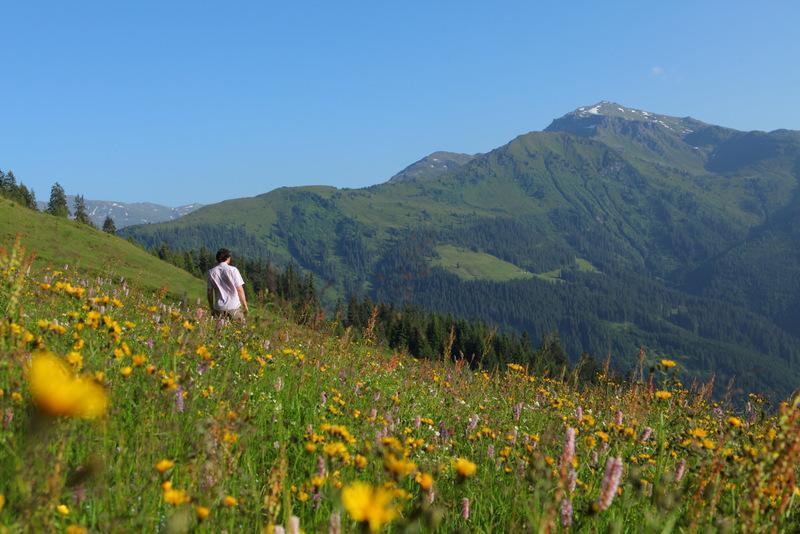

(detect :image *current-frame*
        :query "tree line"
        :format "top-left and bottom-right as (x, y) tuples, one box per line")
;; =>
(0, 169), (117, 234)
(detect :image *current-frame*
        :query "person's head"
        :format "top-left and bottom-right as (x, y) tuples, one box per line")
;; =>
(216, 248), (232, 264)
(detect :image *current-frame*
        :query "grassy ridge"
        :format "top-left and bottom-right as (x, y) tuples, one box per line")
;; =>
(0, 200), (203, 300)
(0, 238), (798, 532)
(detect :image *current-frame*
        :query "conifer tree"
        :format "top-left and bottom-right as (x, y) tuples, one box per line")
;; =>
(19, 185), (37, 210)
(102, 216), (117, 235)
(46, 182), (70, 217)
(74, 195), (93, 226)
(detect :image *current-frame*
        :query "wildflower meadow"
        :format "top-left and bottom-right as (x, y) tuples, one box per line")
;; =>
(1, 238), (799, 532)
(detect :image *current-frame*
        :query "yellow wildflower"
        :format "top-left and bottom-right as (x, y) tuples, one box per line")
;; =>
(453, 457), (477, 478)
(355, 454), (368, 469)
(727, 416), (743, 428)
(655, 390), (672, 400)
(660, 359), (677, 368)
(28, 352), (108, 419)
(223, 495), (238, 507)
(342, 481), (398, 532)
(164, 488), (190, 505)
(66, 352), (83, 370)
(196, 505), (210, 521)
(155, 459), (175, 473)
(415, 471), (434, 491)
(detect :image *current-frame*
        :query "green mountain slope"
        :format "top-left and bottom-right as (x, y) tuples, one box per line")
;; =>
(1, 199), (203, 299)
(122, 102), (800, 398)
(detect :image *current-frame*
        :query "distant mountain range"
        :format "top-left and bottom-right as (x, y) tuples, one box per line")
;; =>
(123, 101), (800, 399)
(37, 196), (202, 228)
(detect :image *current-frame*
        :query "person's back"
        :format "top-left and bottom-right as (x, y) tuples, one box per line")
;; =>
(206, 248), (248, 321)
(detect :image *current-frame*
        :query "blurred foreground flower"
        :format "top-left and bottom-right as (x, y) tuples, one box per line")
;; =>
(341, 481), (398, 532)
(28, 352), (108, 419)
(453, 457), (477, 479)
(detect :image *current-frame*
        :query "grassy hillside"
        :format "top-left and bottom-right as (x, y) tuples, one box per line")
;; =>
(432, 245), (534, 282)
(1, 240), (798, 532)
(0, 199), (203, 300)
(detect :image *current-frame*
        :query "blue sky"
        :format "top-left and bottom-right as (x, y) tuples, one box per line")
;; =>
(2, 1), (799, 205)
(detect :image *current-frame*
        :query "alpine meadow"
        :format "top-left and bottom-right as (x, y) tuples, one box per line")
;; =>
(3, 2), (800, 532)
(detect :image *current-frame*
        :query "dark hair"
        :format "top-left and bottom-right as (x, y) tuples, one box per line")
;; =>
(216, 248), (231, 263)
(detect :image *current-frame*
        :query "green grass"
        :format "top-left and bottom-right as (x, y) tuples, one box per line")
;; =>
(0, 200), (204, 300)
(1, 241), (798, 532)
(432, 245), (534, 282)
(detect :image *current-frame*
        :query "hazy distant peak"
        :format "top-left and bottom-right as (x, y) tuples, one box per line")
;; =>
(388, 151), (476, 183)
(36, 196), (203, 228)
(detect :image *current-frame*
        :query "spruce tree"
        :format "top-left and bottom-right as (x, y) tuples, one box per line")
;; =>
(19, 185), (37, 210)
(74, 195), (93, 226)
(46, 182), (70, 217)
(102, 216), (117, 234)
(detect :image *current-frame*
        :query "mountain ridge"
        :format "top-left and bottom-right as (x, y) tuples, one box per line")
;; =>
(122, 102), (800, 399)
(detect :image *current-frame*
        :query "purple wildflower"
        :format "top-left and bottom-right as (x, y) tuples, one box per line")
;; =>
(328, 511), (341, 534)
(675, 459), (687, 482)
(597, 456), (623, 511)
(174, 384), (185, 413)
(563, 426), (576, 468)
(560, 498), (573, 527)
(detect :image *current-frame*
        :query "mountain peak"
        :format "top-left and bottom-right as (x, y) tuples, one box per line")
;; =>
(547, 101), (703, 137)
(388, 151), (476, 183)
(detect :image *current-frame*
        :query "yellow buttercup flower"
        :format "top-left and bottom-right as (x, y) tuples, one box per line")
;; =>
(196, 505), (210, 521)
(57, 504), (70, 515)
(655, 390), (672, 400)
(727, 416), (743, 428)
(223, 495), (238, 507)
(342, 481), (398, 533)
(660, 359), (677, 368)
(28, 352), (108, 419)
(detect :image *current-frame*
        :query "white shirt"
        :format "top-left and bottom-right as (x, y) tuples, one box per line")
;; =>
(206, 262), (245, 311)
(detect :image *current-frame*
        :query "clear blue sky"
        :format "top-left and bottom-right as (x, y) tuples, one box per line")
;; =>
(3, 1), (799, 206)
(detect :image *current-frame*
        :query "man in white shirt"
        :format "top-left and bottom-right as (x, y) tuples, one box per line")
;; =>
(206, 248), (248, 321)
